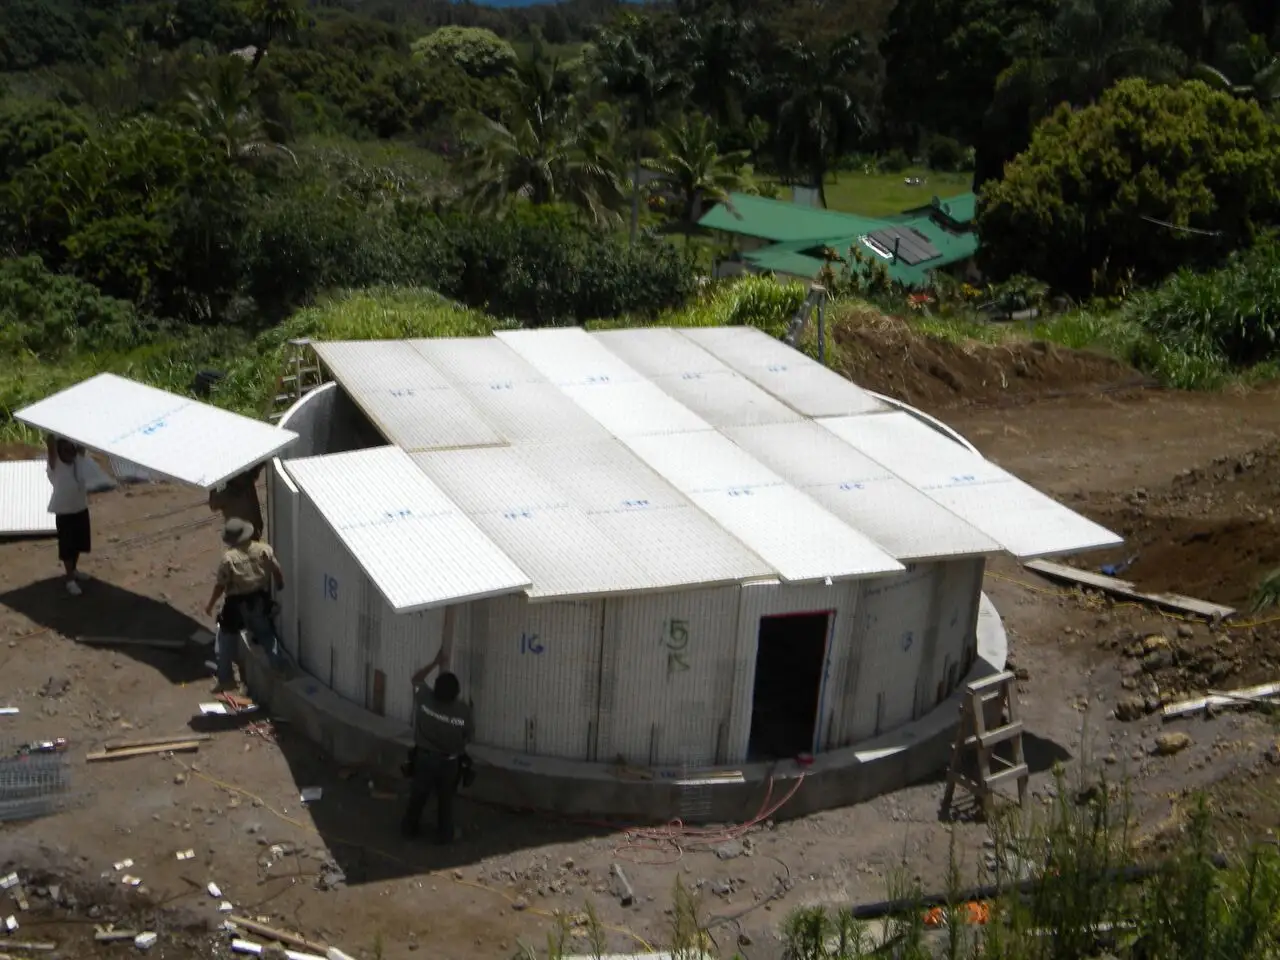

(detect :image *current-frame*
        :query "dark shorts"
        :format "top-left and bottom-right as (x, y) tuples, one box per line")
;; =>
(55, 509), (91, 563)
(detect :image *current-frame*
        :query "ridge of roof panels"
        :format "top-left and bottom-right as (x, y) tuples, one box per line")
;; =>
(412, 441), (772, 598)
(284, 446), (531, 613)
(410, 337), (612, 445)
(591, 327), (803, 429)
(312, 340), (504, 452)
(818, 412), (1122, 560)
(622, 430), (904, 583)
(723, 421), (999, 561)
(495, 328), (713, 437)
(676, 325), (889, 417)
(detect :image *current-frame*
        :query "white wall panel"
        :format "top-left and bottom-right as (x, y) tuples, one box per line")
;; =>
(267, 465), (300, 657)
(836, 564), (939, 745)
(726, 581), (859, 763)
(295, 495), (362, 687)
(596, 588), (740, 766)
(376, 605), (446, 724)
(469, 596), (603, 760)
(927, 559), (985, 707)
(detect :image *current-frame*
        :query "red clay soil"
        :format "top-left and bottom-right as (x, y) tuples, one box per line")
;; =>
(828, 310), (1143, 409)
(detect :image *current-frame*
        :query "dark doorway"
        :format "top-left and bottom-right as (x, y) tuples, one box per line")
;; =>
(748, 611), (831, 761)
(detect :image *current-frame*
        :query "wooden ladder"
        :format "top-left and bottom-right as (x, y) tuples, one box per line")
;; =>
(941, 670), (1029, 820)
(269, 338), (324, 423)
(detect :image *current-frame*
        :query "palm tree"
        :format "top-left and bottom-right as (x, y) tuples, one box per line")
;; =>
(455, 50), (625, 225)
(646, 114), (751, 236)
(591, 17), (685, 243)
(679, 13), (757, 129)
(1190, 56), (1280, 103)
(1011, 0), (1183, 105)
(179, 57), (295, 166)
(244, 0), (303, 72)
(770, 34), (870, 208)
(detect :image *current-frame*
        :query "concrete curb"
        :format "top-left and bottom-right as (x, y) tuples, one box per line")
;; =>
(241, 594), (1007, 823)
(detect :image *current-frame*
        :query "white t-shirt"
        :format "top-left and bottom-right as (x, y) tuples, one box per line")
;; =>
(47, 455), (89, 516)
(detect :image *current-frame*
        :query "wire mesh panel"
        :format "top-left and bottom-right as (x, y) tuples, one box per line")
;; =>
(0, 747), (76, 823)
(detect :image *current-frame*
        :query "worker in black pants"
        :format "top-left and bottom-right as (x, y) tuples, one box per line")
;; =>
(401, 668), (473, 844)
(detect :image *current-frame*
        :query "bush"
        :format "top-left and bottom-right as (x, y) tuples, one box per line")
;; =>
(978, 78), (1280, 296)
(924, 134), (966, 173)
(0, 256), (145, 357)
(879, 148), (911, 173)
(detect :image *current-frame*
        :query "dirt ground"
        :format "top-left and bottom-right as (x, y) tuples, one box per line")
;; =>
(5, 334), (1280, 960)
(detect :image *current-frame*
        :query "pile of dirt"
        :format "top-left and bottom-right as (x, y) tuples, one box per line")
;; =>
(828, 310), (1143, 409)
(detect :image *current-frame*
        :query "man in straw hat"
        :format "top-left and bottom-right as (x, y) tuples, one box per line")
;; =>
(205, 518), (285, 691)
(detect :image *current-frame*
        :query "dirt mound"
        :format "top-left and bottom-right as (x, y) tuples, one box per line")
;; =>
(829, 310), (1144, 410)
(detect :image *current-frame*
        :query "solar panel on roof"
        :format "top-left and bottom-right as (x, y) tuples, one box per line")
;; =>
(866, 226), (941, 266)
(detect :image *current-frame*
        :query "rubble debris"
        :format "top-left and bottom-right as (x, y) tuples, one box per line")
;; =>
(299, 787), (323, 803)
(175, 850), (195, 861)
(0, 940), (56, 952)
(121, 876), (141, 887)
(2, 919), (15, 933)
(38, 677), (70, 699)
(113, 860), (134, 871)
(134, 932), (158, 951)
(207, 883), (222, 899)
(0, 709), (18, 717)
(220, 903), (234, 913)
(228, 915), (328, 953)
(0, 877), (16, 891)
(1155, 733), (1193, 756)
(95, 927), (139, 942)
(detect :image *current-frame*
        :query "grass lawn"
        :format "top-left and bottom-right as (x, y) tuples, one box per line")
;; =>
(821, 166), (973, 218)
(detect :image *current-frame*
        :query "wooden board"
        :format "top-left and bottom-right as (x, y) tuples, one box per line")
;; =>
(228, 916), (327, 954)
(86, 741), (202, 762)
(1163, 682), (1280, 720)
(104, 734), (211, 751)
(1023, 560), (1236, 619)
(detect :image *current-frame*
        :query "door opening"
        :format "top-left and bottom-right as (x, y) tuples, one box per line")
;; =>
(748, 611), (830, 761)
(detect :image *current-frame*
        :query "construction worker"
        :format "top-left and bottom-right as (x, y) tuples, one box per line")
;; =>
(209, 464), (265, 540)
(204, 518), (284, 691)
(45, 435), (92, 596)
(401, 664), (473, 844)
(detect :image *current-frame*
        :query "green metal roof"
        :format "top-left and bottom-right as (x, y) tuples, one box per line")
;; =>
(697, 193), (883, 243)
(897, 191), (977, 227)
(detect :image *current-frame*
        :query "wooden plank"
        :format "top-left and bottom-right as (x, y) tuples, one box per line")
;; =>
(0, 941), (56, 952)
(86, 741), (202, 762)
(1023, 560), (1236, 619)
(77, 636), (187, 650)
(1163, 682), (1280, 720)
(104, 734), (211, 751)
(228, 917), (327, 954)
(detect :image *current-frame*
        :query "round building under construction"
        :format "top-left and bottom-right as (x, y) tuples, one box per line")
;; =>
(258, 325), (1118, 820)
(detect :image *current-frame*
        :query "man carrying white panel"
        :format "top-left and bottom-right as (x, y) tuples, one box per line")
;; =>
(45, 434), (93, 596)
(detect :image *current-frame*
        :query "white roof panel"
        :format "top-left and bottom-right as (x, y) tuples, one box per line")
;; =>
(284, 446), (530, 613)
(622, 432), (904, 582)
(819, 412), (1122, 559)
(312, 340), (502, 451)
(413, 447), (654, 599)
(725, 422), (999, 560)
(409, 337), (544, 386)
(592, 326), (728, 377)
(13, 374), (296, 489)
(0, 461), (55, 535)
(677, 325), (888, 417)
(517, 441), (774, 586)
(495, 327), (643, 386)
(559, 381), (714, 437)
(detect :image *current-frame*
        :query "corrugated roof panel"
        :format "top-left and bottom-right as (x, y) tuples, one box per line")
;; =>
(724, 421), (999, 561)
(0, 461), (55, 535)
(496, 327), (642, 386)
(591, 327), (727, 378)
(409, 337), (544, 385)
(677, 326), (888, 417)
(465, 381), (613, 444)
(560, 380), (713, 437)
(413, 447), (654, 599)
(13, 373), (297, 489)
(515, 440), (687, 513)
(819, 412), (1122, 559)
(312, 340), (502, 452)
(623, 431), (903, 582)
(283, 446), (530, 613)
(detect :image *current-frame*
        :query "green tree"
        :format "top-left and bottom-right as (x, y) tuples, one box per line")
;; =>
(1191, 52), (1280, 103)
(179, 57), (295, 166)
(770, 33), (873, 207)
(411, 26), (517, 82)
(646, 114), (751, 233)
(455, 52), (625, 225)
(243, 0), (303, 72)
(977, 78), (1280, 294)
(975, 0), (1182, 189)
(590, 15), (686, 243)
(0, 101), (91, 182)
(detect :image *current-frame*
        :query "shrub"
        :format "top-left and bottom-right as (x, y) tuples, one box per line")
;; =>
(924, 134), (965, 173)
(0, 255), (145, 357)
(879, 148), (911, 173)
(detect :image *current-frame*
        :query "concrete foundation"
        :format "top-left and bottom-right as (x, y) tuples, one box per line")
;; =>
(240, 594), (1007, 823)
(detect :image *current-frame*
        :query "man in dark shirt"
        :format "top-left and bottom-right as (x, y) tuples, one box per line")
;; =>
(401, 668), (473, 843)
